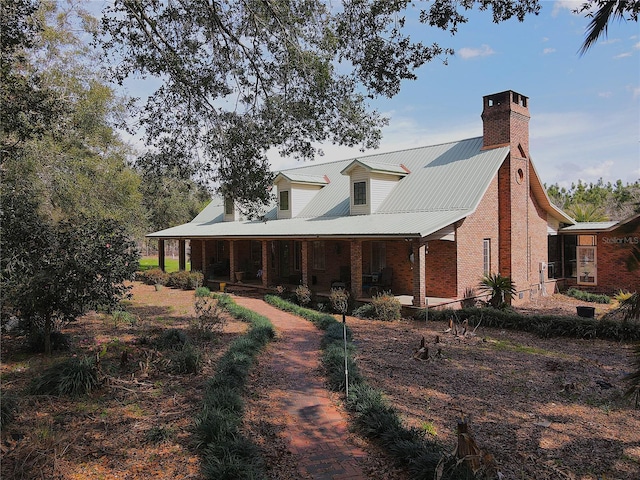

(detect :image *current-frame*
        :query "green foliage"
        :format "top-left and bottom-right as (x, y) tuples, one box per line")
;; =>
(29, 356), (101, 397)
(478, 273), (516, 309)
(565, 288), (611, 304)
(195, 286), (211, 297)
(167, 270), (203, 290)
(264, 294), (336, 330)
(166, 343), (202, 374)
(110, 310), (137, 329)
(0, 391), (17, 428)
(156, 328), (189, 350)
(352, 303), (375, 319)
(99, 0), (541, 211)
(418, 307), (640, 341)
(370, 292), (403, 321)
(145, 425), (175, 444)
(138, 268), (170, 286)
(546, 178), (640, 220)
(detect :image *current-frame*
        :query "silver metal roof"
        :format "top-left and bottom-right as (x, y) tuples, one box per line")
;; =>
(148, 137), (511, 239)
(560, 221), (619, 232)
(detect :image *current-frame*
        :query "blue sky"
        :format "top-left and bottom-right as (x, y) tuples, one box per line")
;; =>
(268, 0), (640, 188)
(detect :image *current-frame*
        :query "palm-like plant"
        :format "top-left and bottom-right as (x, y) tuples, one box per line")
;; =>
(478, 273), (516, 309)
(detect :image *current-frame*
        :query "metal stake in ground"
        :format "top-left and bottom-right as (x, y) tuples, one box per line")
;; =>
(343, 313), (349, 398)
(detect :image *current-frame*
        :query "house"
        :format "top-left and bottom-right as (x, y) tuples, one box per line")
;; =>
(147, 90), (638, 306)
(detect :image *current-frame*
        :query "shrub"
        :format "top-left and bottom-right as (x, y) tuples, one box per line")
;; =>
(566, 288), (611, 304)
(329, 288), (350, 314)
(415, 307), (640, 341)
(139, 268), (169, 286)
(110, 310), (137, 329)
(478, 273), (516, 308)
(145, 426), (175, 444)
(195, 286), (211, 297)
(167, 343), (202, 374)
(194, 296), (226, 337)
(156, 328), (189, 350)
(295, 284), (312, 306)
(370, 291), (402, 321)
(352, 303), (375, 319)
(30, 356), (101, 397)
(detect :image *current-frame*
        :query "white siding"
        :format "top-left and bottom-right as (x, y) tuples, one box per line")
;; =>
(291, 184), (322, 217)
(370, 173), (400, 212)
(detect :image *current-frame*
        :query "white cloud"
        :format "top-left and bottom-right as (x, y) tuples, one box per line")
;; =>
(598, 91), (613, 98)
(600, 38), (621, 45)
(552, 0), (584, 17)
(543, 48), (556, 55)
(614, 52), (633, 59)
(457, 44), (495, 60)
(634, 41), (640, 50)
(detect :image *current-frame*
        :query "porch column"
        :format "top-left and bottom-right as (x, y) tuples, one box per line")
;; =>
(350, 239), (363, 298)
(261, 240), (269, 287)
(178, 239), (186, 271)
(301, 240), (309, 286)
(229, 240), (235, 282)
(158, 239), (166, 272)
(412, 242), (427, 308)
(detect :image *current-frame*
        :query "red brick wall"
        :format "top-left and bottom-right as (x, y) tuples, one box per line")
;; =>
(596, 219), (640, 293)
(386, 240), (412, 294)
(456, 172), (499, 298)
(426, 240), (457, 298)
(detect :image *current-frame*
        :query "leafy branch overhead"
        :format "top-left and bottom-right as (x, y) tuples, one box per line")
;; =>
(98, 0), (542, 210)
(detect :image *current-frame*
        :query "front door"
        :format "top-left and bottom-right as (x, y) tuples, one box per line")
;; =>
(577, 245), (597, 285)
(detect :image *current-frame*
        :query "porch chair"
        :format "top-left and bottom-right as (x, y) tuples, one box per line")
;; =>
(369, 267), (393, 297)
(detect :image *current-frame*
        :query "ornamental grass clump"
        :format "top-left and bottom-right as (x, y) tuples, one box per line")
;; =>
(329, 288), (350, 314)
(29, 356), (101, 397)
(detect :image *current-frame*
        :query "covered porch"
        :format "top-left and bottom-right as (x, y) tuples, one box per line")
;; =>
(157, 235), (459, 308)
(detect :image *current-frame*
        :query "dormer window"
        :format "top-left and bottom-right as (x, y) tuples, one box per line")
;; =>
(353, 181), (367, 205)
(279, 190), (290, 211)
(224, 197), (234, 215)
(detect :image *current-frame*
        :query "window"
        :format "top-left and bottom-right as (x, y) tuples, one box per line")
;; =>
(578, 235), (596, 246)
(371, 241), (386, 273)
(353, 181), (366, 205)
(312, 241), (325, 270)
(279, 190), (289, 211)
(483, 239), (491, 275)
(224, 197), (234, 215)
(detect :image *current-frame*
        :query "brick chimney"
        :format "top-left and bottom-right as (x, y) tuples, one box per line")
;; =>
(481, 90), (530, 158)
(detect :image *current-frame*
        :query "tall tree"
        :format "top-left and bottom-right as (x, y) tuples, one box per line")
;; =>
(1, 0), (142, 352)
(98, 0), (540, 214)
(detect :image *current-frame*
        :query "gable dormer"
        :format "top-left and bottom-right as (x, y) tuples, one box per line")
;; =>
(223, 196), (239, 222)
(340, 160), (409, 215)
(273, 172), (329, 219)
